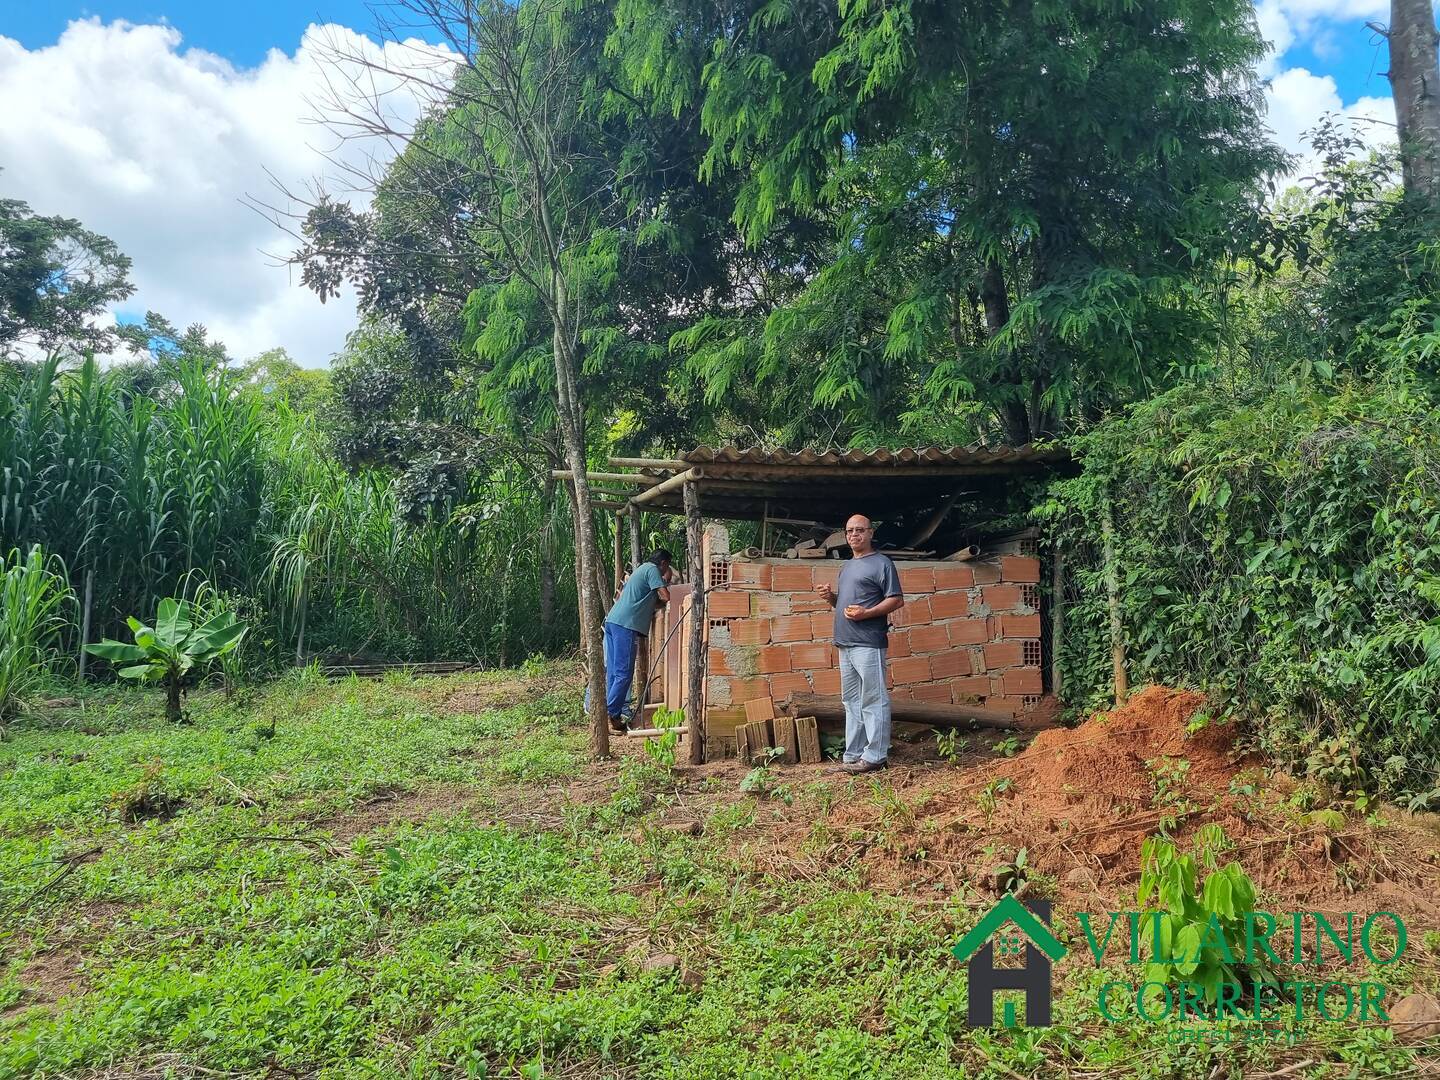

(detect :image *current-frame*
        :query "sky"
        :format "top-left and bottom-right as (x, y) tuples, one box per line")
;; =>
(0, 2), (1410, 369)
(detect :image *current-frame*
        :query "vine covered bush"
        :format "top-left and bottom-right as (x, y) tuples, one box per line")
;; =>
(1042, 378), (1440, 807)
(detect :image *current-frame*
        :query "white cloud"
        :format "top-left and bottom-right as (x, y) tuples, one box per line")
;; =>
(0, 19), (454, 367)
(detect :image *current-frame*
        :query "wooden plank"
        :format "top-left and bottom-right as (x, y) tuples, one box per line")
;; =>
(735, 723), (753, 764)
(684, 479), (706, 764)
(772, 716), (798, 764)
(780, 692), (1021, 730)
(795, 716), (822, 763)
(744, 696), (776, 723)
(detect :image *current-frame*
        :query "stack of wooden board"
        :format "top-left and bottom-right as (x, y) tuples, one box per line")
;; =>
(735, 697), (823, 764)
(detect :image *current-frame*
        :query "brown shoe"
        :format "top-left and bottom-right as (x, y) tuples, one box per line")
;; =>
(840, 758), (888, 775)
(609, 715), (629, 734)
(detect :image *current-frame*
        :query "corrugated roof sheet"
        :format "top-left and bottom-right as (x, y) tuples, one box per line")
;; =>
(679, 443), (1068, 468)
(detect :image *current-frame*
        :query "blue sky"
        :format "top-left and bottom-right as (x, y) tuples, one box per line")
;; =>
(0, 2), (1409, 366)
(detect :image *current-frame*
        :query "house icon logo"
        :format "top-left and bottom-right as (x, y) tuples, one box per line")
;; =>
(952, 895), (1066, 1027)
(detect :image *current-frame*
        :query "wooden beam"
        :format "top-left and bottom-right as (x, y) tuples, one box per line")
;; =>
(630, 510), (648, 713)
(1051, 549), (1064, 699)
(630, 467), (701, 507)
(780, 692), (1022, 730)
(698, 464), (1043, 480)
(612, 510), (624, 601)
(608, 456), (689, 471)
(684, 478), (706, 764)
(589, 500), (629, 511)
(552, 470), (651, 485)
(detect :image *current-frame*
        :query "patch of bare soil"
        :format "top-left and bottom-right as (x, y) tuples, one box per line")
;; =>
(427, 661), (582, 718)
(4, 947), (88, 1016)
(309, 783), (486, 844)
(739, 686), (1440, 924)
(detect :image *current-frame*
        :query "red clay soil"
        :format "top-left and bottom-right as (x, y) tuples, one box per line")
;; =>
(748, 686), (1440, 923)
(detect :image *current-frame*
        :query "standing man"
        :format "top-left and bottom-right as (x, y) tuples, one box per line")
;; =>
(816, 515), (904, 773)
(600, 549), (673, 733)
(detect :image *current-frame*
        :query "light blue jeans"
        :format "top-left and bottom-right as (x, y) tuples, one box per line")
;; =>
(838, 645), (891, 764)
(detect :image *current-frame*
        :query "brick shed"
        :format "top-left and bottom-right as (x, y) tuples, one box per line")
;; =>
(562, 443), (1072, 762)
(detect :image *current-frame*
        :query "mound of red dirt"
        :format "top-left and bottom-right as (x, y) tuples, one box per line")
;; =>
(998, 685), (1238, 813)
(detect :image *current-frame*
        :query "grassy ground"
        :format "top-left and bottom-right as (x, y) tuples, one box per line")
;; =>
(1, 664), (1435, 1079)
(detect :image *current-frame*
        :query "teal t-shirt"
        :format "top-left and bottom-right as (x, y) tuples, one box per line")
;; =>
(607, 562), (666, 633)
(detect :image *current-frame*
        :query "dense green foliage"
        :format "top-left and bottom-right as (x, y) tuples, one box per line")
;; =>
(0, 357), (579, 688)
(0, 546), (73, 732)
(1045, 380), (1440, 806)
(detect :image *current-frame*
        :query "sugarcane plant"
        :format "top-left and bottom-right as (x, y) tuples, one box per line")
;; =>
(85, 598), (247, 721)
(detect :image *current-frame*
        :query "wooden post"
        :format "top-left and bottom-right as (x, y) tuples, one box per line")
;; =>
(1100, 491), (1128, 703)
(1050, 548), (1063, 699)
(630, 509), (648, 716)
(612, 510), (624, 601)
(684, 479), (706, 764)
(77, 568), (94, 679)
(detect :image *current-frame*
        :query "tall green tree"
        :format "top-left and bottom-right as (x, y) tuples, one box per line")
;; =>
(0, 184), (134, 355)
(613, 0), (1290, 442)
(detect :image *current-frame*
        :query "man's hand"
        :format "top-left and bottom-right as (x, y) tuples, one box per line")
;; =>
(816, 582), (836, 606)
(844, 603), (868, 621)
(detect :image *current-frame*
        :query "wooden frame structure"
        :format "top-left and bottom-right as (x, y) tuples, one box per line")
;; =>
(556, 443), (1073, 763)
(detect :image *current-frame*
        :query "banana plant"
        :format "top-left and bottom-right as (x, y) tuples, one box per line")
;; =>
(85, 598), (246, 721)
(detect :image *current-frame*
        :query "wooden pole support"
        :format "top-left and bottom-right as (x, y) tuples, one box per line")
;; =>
(608, 457), (690, 471)
(630, 467), (701, 507)
(684, 478), (706, 764)
(551, 470), (653, 485)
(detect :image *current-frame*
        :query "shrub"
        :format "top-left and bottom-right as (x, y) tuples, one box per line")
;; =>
(0, 545), (73, 735)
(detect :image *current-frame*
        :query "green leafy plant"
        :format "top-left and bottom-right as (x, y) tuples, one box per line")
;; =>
(935, 729), (968, 764)
(977, 776), (1014, 818)
(1146, 756), (1198, 836)
(992, 847), (1030, 895)
(644, 706), (684, 769)
(740, 747), (790, 800)
(0, 545), (74, 737)
(85, 598), (247, 721)
(1137, 832), (1274, 1005)
(992, 734), (1023, 757)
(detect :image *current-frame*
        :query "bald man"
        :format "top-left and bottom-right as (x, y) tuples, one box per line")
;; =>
(815, 514), (905, 773)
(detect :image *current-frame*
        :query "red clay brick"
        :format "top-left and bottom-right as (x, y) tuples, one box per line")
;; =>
(809, 611), (835, 638)
(752, 592), (792, 617)
(890, 687), (915, 703)
(901, 596), (930, 624)
(981, 584), (1023, 612)
(1003, 666), (1043, 695)
(984, 696), (1023, 717)
(947, 619), (989, 646)
(705, 706), (747, 736)
(789, 594), (831, 614)
(729, 618), (770, 646)
(890, 655), (933, 684)
(899, 567), (935, 593)
(930, 650), (971, 679)
(812, 564), (841, 588)
(1001, 555), (1041, 583)
(728, 677), (771, 703)
(811, 667), (841, 695)
(929, 590), (969, 619)
(769, 671), (812, 699)
(1001, 613), (1042, 639)
(951, 676), (990, 702)
(770, 614), (811, 642)
(887, 630), (911, 658)
(933, 566), (975, 589)
(756, 645), (792, 674)
(729, 561), (772, 589)
(983, 640), (1024, 669)
(771, 564), (814, 591)
(911, 681), (954, 704)
(708, 591), (750, 618)
(708, 648), (734, 676)
(788, 642), (833, 669)
(971, 560), (1001, 584)
(908, 624), (951, 654)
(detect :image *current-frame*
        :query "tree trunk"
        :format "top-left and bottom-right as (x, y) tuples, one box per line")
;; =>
(1389, 0), (1440, 202)
(980, 258), (1037, 444)
(550, 275), (609, 759)
(166, 675), (183, 723)
(539, 473), (557, 646)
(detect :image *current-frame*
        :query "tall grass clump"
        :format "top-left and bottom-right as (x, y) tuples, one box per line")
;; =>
(0, 545), (74, 734)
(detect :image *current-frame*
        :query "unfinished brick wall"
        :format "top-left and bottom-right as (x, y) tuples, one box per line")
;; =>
(704, 554), (1044, 742)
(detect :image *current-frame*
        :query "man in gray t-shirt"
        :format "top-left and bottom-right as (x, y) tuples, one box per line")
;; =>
(816, 514), (904, 772)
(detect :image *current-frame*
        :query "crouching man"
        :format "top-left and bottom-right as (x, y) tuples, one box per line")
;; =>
(815, 515), (904, 773)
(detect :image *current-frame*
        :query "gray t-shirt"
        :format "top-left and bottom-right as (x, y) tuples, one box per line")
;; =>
(833, 552), (902, 649)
